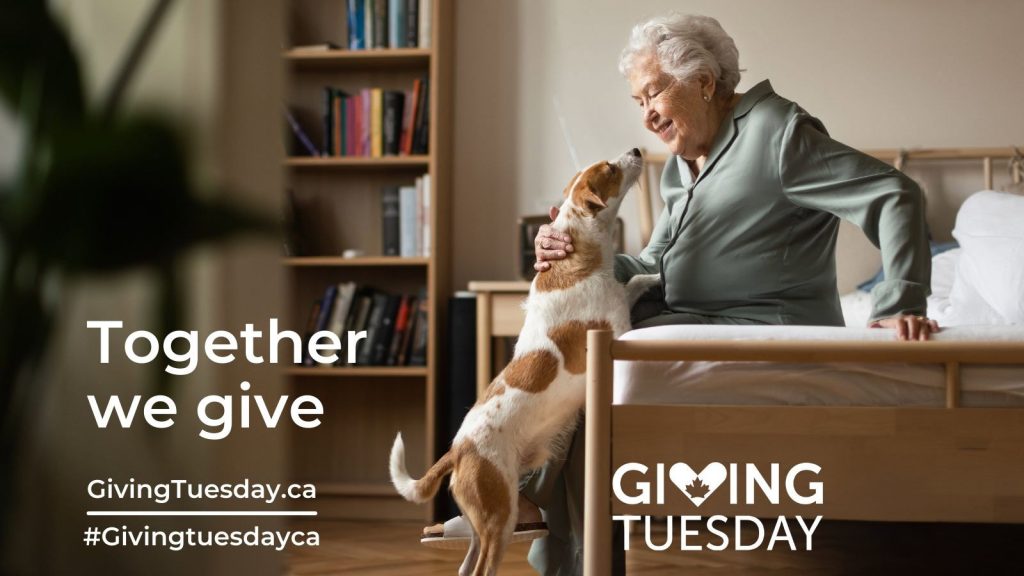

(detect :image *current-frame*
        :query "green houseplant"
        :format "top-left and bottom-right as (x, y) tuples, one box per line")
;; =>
(0, 0), (276, 543)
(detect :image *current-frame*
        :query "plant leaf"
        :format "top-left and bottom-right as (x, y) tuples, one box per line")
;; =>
(0, 0), (86, 139)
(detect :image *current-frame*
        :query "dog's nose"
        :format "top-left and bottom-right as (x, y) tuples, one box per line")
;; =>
(630, 148), (641, 157)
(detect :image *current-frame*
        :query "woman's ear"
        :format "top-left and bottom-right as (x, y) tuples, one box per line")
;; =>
(699, 71), (716, 99)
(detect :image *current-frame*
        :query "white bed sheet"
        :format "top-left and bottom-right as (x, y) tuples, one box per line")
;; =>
(613, 325), (1024, 407)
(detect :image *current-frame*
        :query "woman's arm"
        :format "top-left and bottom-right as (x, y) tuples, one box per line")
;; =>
(779, 113), (933, 333)
(613, 201), (672, 283)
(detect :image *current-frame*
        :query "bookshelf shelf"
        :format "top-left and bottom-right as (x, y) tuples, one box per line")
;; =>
(285, 155), (430, 169)
(284, 48), (431, 69)
(283, 256), (430, 267)
(286, 366), (428, 378)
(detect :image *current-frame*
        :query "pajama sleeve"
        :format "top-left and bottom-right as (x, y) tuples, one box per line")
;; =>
(779, 113), (931, 322)
(614, 194), (673, 283)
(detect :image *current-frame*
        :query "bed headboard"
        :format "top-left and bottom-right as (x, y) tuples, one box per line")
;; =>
(636, 146), (1024, 292)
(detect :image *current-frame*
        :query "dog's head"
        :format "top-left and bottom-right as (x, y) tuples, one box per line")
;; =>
(561, 148), (643, 222)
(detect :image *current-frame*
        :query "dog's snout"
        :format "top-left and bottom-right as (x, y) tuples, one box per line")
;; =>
(630, 148), (641, 157)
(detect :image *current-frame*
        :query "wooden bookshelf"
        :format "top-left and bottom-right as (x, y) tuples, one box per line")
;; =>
(284, 0), (452, 523)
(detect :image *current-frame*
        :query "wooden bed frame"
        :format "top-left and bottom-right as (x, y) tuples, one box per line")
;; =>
(583, 146), (1024, 575)
(582, 330), (1024, 575)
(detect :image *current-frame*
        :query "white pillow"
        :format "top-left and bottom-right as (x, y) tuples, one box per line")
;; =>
(926, 248), (959, 325)
(949, 191), (1024, 324)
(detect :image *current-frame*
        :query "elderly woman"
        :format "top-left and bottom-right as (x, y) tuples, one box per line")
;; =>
(426, 13), (937, 575)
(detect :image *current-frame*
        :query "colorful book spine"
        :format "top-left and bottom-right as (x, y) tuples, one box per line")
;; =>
(403, 78), (421, 155)
(373, 0), (388, 48)
(383, 90), (405, 156)
(284, 107), (319, 157)
(360, 88), (372, 156)
(347, 0), (365, 49)
(332, 91), (342, 156)
(388, 0), (405, 48)
(421, 173), (431, 257)
(381, 187), (401, 256)
(364, 0), (374, 49)
(399, 185), (418, 257)
(371, 88), (384, 158)
(405, 0), (418, 47)
(322, 87), (334, 157)
(345, 94), (356, 156)
(412, 76), (429, 154)
(418, 0), (431, 49)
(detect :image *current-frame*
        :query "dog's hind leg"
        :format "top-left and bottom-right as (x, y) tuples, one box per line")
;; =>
(450, 445), (516, 575)
(459, 531), (480, 576)
(473, 511), (514, 576)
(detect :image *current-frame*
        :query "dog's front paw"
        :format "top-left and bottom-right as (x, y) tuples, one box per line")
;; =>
(625, 274), (661, 307)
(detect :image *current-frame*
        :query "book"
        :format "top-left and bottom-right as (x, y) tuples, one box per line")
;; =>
(346, 0), (365, 50)
(284, 107), (319, 157)
(412, 76), (429, 154)
(322, 87), (334, 157)
(381, 187), (401, 256)
(360, 88), (372, 156)
(358, 292), (390, 365)
(405, 0), (419, 47)
(370, 88), (384, 157)
(388, 0), (406, 49)
(383, 90), (405, 156)
(396, 295), (419, 365)
(386, 295), (412, 365)
(421, 173), (431, 257)
(370, 294), (402, 365)
(303, 284), (337, 366)
(343, 290), (374, 363)
(327, 282), (358, 339)
(402, 78), (422, 155)
(364, 0), (374, 49)
(345, 93), (357, 156)
(408, 289), (429, 366)
(373, 0), (388, 48)
(418, 0), (431, 49)
(332, 91), (342, 156)
(399, 185), (418, 257)
(301, 298), (323, 366)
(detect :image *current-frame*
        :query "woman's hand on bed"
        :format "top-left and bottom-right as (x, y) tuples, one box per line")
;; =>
(870, 315), (941, 341)
(534, 206), (573, 272)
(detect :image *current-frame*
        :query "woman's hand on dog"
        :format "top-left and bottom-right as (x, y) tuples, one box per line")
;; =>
(534, 206), (573, 272)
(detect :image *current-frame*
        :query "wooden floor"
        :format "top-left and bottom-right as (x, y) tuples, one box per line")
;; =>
(287, 518), (1024, 575)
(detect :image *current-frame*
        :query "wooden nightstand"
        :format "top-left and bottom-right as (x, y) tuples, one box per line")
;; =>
(467, 281), (530, 396)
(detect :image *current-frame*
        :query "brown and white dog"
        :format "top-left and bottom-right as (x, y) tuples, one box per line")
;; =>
(390, 148), (650, 575)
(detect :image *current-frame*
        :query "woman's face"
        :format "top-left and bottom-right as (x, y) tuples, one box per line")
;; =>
(628, 54), (715, 160)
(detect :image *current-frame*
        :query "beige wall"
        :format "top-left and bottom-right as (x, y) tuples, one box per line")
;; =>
(451, 0), (1024, 292)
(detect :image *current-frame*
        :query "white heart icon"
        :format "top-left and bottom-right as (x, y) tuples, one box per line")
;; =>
(669, 462), (727, 507)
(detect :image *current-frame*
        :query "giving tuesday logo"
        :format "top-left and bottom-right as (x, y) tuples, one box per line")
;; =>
(613, 461), (824, 552)
(670, 462), (727, 507)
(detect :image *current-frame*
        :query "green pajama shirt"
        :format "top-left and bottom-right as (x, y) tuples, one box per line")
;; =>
(526, 79), (931, 575)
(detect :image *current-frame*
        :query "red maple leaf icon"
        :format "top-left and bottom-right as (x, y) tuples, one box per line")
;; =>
(685, 476), (711, 499)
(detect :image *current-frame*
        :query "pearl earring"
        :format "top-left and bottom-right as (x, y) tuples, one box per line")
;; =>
(704, 94), (711, 102)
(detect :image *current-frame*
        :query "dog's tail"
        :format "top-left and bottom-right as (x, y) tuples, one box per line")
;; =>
(390, 432), (455, 503)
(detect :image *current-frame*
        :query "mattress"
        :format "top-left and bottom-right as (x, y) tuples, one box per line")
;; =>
(613, 325), (1024, 407)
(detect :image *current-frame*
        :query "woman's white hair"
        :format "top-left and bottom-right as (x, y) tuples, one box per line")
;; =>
(619, 14), (742, 97)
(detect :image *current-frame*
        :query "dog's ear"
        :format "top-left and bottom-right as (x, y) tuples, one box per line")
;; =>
(562, 172), (581, 199)
(579, 184), (607, 214)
